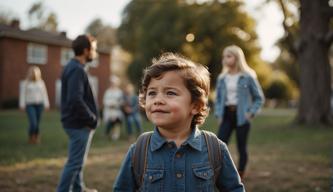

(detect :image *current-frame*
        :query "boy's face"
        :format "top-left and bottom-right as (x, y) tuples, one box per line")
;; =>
(145, 71), (198, 131)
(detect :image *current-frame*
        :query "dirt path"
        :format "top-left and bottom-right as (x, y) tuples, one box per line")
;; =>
(0, 145), (129, 192)
(0, 143), (330, 192)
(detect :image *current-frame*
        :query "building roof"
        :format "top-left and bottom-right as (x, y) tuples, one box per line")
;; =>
(0, 24), (110, 54)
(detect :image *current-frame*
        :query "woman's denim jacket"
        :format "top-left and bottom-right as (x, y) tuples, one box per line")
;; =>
(214, 73), (264, 126)
(113, 127), (245, 192)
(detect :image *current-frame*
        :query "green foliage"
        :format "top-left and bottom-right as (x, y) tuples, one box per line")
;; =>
(118, 0), (271, 89)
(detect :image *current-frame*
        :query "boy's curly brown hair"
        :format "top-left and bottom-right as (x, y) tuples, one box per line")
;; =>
(139, 52), (210, 126)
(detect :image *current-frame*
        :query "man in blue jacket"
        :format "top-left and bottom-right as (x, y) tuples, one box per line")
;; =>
(57, 34), (98, 192)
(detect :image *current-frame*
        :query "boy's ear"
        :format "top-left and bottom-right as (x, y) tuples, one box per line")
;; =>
(191, 102), (201, 115)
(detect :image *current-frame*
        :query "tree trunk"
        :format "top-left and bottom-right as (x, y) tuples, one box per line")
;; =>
(297, 0), (332, 125)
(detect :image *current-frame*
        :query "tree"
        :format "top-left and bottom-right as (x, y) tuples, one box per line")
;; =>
(118, 0), (272, 89)
(28, 1), (58, 32)
(297, 0), (333, 124)
(85, 18), (116, 50)
(275, 0), (333, 125)
(274, 0), (300, 86)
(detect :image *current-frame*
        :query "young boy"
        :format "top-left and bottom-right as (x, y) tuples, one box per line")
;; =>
(113, 53), (245, 191)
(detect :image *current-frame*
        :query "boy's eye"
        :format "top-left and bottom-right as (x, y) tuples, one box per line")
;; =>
(167, 91), (177, 96)
(147, 91), (156, 96)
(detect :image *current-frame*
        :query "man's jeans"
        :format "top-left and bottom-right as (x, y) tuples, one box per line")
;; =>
(57, 128), (94, 192)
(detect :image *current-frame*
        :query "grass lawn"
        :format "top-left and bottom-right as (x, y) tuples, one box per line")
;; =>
(0, 109), (332, 192)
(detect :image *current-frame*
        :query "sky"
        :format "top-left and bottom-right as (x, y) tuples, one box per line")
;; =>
(0, 0), (284, 62)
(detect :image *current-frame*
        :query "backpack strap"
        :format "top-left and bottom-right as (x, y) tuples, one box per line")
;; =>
(202, 130), (222, 182)
(132, 131), (153, 189)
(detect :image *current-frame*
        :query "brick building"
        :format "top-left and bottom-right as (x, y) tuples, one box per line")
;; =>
(0, 22), (111, 109)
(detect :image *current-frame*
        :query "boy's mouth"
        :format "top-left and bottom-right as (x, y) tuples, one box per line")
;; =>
(151, 109), (168, 113)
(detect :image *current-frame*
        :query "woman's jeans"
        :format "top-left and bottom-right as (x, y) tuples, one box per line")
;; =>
(25, 104), (44, 136)
(217, 107), (250, 172)
(57, 128), (94, 192)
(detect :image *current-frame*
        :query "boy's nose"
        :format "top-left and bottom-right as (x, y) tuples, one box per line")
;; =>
(153, 96), (164, 105)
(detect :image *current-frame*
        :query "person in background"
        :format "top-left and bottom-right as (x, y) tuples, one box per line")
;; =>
(57, 34), (99, 192)
(214, 45), (264, 179)
(103, 75), (124, 141)
(122, 83), (142, 141)
(19, 66), (49, 144)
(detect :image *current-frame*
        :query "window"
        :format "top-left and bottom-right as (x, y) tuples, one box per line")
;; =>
(61, 48), (74, 66)
(27, 43), (47, 64)
(55, 79), (61, 107)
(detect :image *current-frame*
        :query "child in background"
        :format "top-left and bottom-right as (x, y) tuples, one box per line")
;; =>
(113, 53), (245, 191)
(123, 83), (143, 141)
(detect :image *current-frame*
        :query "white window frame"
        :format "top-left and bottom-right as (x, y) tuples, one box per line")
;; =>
(61, 48), (74, 66)
(27, 43), (48, 64)
(55, 79), (62, 107)
(88, 75), (98, 100)
(87, 58), (99, 68)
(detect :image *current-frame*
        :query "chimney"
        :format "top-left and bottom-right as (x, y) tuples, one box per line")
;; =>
(60, 31), (67, 38)
(10, 19), (20, 29)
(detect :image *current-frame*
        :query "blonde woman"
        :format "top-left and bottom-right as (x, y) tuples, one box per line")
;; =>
(214, 45), (264, 179)
(19, 66), (49, 144)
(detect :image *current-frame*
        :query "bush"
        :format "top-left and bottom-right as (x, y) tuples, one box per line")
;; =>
(264, 71), (298, 100)
(1, 98), (18, 109)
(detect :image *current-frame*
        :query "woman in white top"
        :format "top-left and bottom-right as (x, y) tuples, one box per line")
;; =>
(19, 66), (49, 144)
(214, 45), (264, 179)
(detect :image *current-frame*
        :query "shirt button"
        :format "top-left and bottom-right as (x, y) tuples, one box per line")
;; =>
(149, 176), (153, 180)
(176, 173), (183, 178)
(175, 152), (182, 158)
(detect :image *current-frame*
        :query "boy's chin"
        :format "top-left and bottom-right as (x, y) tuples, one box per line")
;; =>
(154, 123), (169, 130)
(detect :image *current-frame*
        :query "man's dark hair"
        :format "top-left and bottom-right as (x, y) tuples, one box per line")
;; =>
(72, 34), (95, 56)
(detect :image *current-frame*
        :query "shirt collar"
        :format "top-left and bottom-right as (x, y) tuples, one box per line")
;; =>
(150, 127), (167, 151)
(150, 126), (203, 152)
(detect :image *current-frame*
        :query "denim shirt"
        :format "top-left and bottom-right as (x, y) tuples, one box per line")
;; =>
(214, 73), (264, 126)
(113, 127), (245, 192)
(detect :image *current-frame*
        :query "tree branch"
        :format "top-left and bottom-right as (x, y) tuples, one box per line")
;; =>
(277, 0), (298, 56)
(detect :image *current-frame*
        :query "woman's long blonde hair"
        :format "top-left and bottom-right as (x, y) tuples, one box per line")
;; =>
(220, 45), (257, 78)
(26, 66), (42, 81)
